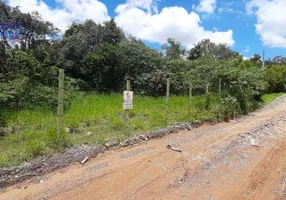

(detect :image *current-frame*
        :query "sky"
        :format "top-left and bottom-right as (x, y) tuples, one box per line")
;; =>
(4, 0), (286, 59)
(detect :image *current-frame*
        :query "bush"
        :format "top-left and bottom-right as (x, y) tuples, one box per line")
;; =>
(265, 66), (286, 93)
(135, 69), (168, 96)
(184, 57), (267, 115)
(217, 95), (240, 121)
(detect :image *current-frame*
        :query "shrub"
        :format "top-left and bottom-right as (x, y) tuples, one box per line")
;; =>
(217, 95), (240, 121)
(265, 66), (286, 93)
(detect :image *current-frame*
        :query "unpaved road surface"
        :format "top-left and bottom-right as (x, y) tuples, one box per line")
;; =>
(1, 97), (286, 200)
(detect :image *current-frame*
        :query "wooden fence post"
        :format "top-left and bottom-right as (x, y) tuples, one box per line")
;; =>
(205, 82), (210, 110)
(57, 69), (64, 142)
(125, 80), (131, 119)
(126, 80), (131, 91)
(165, 78), (170, 125)
(219, 78), (222, 98)
(189, 81), (192, 116)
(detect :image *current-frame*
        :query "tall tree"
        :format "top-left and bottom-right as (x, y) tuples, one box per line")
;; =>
(250, 54), (262, 67)
(103, 19), (124, 45)
(250, 54), (261, 62)
(0, 2), (58, 49)
(59, 19), (125, 89)
(188, 39), (239, 60)
(272, 56), (286, 65)
(162, 38), (185, 59)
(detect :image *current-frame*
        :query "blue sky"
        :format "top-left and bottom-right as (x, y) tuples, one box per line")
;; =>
(6, 0), (286, 59)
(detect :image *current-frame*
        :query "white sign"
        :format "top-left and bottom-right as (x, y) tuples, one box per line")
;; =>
(123, 91), (133, 110)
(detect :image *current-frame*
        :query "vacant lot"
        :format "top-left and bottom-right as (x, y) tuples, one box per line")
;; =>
(1, 92), (225, 167)
(1, 94), (286, 200)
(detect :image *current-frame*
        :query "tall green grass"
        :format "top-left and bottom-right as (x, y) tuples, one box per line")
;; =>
(0, 92), (283, 167)
(261, 93), (284, 104)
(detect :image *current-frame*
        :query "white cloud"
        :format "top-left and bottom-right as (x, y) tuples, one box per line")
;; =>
(115, 3), (235, 49)
(7, 0), (235, 49)
(193, 0), (216, 14)
(247, 0), (286, 48)
(244, 46), (250, 53)
(217, 1), (234, 13)
(116, 0), (159, 13)
(7, 0), (110, 31)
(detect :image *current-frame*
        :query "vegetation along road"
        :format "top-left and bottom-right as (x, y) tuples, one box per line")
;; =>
(2, 2), (286, 200)
(1, 95), (286, 200)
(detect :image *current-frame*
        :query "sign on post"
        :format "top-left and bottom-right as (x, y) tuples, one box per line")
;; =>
(123, 91), (133, 110)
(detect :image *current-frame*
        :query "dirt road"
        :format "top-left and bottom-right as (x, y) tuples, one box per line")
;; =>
(1, 97), (286, 200)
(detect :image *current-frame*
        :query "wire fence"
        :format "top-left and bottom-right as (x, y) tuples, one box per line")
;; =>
(2, 69), (227, 141)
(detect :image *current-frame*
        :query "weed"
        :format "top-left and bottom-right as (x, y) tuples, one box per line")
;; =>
(0, 92), (283, 167)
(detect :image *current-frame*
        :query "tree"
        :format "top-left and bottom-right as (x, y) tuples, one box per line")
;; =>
(248, 54), (262, 68)
(59, 20), (104, 78)
(81, 39), (164, 90)
(250, 54), (261, 62)
(0, 2), (58, 49)
(272, 56), (286, 65)
(0, 49), (60, 109)
(188, 39), (239, 60)
(59, 19), (125, 81)
(82, 43), (122, 90)
(265, 66), (286, 93)
(162, 38), (185, 59)
(119, 39), (163, 79)
(188, 43), (201, 60)
(103, 19), (124, 45)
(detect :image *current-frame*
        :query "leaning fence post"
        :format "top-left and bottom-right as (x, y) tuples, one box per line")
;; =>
(165, 78), (170, 125)
(57, 69), (64, 142)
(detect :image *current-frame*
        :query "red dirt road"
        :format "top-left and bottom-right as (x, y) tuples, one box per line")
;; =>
(1, 98), (286, 200)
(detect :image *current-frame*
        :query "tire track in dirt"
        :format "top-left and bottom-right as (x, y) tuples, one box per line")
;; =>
(233, 141), (286, 200)
(278, 170), (286, 200)
(42, 122), (263, 199)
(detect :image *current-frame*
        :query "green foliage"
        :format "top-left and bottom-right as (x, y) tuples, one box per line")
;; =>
(82, 43), (123, 90)
(261, 93), (285, 104)
(184, 56), (267, 114)
(204, 92), (211, 110)
(272, 56), (286, 65)
(188, 39), (239, 61)
(162, 38), (185, 59)
(0, 49), (75, 112)
(265, 66), (286, 93)
(216, 95), (240, 122)
(119, 39), (163, 78)
(1, 2), (285, 168)
(59, 19), (124, 84)
(0, 93), (226, 167)
(0, 126), (70, 167)
(136, 69), (168, 96)
(0, 3), (58, 49)
(250, 54), (262, 66)
(103, 19), (125, 45)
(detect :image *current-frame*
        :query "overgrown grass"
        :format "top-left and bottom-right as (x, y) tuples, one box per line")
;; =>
(0, 92), (283, 167)
(261, 93), (285, 104)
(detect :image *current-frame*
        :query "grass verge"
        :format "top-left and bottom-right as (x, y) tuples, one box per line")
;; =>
(261, 93), (285, 104)
(0, 92), (283, 168)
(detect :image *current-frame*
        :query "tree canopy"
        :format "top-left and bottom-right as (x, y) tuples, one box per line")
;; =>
(187, 39), (239, 61)
(0, 1), (284, 112)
